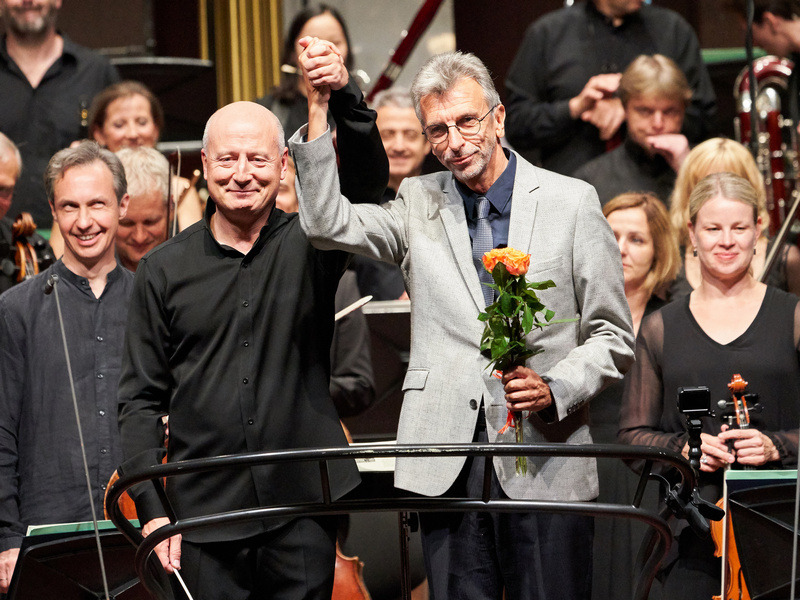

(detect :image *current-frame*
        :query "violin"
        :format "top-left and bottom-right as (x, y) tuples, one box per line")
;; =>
(710, 373), (761, 600)
(333, 545), (371, 600)
(9, 212), (53, 282)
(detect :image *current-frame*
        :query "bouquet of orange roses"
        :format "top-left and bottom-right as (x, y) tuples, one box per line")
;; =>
(478, 247), (559, 475)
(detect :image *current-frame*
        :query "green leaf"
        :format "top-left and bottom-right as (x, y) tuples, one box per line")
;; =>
(543, 308), (555, 322)
(491, 262), (510, 286)
(499, 293), (515, 317)
(521, 304), (534, 334)
(491, 336), (509, 358)
(547, 317), (578, 325)
(527, 279), (556, 290)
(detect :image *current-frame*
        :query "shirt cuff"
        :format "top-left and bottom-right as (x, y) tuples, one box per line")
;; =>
(289, 123), (332, 145)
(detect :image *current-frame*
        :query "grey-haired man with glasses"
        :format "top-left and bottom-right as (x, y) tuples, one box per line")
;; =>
(293, 44), (634, 600)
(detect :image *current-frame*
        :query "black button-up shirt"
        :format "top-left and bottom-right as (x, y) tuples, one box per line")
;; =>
(0, 34), (119, 227)
(0, 260), (133, 551)
(118, 202), (360, 543)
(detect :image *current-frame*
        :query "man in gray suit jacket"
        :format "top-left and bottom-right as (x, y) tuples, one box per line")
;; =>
(292, 41), (635, 600)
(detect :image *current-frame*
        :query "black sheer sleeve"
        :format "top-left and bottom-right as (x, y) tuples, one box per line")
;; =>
(618, 310), (686, 455)
(767, 302), (800, 466)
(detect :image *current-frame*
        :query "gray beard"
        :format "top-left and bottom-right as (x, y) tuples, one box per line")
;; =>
(4, 7), (57, 38)
(450, 138), (496, 184)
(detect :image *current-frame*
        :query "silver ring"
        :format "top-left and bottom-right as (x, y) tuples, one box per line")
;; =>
(700, 454), (708, 464)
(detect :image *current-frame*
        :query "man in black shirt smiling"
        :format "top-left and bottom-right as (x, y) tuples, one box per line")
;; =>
(0, 141), (132, 592)
(118, 91), (371, 597)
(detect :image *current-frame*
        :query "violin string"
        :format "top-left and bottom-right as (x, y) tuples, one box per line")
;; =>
(51, 277), (111, 600)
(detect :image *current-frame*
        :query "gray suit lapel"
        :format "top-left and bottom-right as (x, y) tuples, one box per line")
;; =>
(440, 177), (486, 311)
(508, 155), (541, 253)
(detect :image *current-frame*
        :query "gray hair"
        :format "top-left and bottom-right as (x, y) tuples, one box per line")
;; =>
(410, 51), (501, 125)
(44, 141), (127, 204)
(202, 104), (286, 154)
(0, 132), (21, 177)
(372, 87), (414, 111)
(116, 146), (169, 205)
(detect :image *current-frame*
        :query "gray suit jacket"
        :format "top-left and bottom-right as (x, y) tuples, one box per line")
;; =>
(291, 128), (635, 501)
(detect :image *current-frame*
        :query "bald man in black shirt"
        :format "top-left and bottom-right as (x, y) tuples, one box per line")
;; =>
(118, 47), (385, 596)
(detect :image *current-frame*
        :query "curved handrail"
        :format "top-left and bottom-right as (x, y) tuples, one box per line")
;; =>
(107, 443), (696, 600)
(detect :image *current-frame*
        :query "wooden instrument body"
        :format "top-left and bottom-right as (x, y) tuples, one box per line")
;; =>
(711, 374), (753, 600)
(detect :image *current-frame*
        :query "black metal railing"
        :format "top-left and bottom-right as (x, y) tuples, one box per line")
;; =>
(107, 443), (698, 600)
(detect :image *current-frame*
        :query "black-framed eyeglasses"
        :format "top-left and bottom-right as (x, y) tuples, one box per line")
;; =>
(422, 104), (499, 144)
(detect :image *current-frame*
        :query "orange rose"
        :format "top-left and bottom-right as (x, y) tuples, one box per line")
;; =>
(482, 249), (501, 272)
(482, 248), (530, 276)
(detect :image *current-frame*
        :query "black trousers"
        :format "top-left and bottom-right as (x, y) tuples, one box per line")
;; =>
(170, 516), (337, 600)
(419, 424), (594, 600)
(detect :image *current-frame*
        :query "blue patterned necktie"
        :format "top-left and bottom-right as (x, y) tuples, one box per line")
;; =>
(472, 195), (494, 306)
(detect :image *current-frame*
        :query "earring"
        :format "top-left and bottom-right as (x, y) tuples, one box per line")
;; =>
(692, 248), (697, 257)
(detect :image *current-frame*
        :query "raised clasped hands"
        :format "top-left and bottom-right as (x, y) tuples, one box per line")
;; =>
(502, 365), (553, 413)
(142, 516), (182, 574)
(685, 426), (779, 473)
(297, 35), (349, 104)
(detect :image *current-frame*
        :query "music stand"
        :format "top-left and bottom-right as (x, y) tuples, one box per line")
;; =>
(729, 480), (800, 599)
(7, 529), (168, 600)
(111, 57), (217, 145)
(343, 300), (410, 440)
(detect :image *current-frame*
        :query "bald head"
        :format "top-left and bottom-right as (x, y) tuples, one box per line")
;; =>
(0, 132), (20, 220)
(202, 101), (285, 155)
(200, 101), (289, 237)
(0, 132), (21, 178)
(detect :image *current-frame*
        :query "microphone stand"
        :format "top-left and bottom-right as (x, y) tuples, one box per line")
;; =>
(45, 274), (111, 600)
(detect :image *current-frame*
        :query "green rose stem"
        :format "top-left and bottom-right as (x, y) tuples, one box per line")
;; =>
(479, 259), (558, 477)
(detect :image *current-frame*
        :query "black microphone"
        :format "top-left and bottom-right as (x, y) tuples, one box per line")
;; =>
(43, 274), (58, 295)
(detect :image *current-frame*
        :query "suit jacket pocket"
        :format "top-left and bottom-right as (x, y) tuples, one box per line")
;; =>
(402, 368), (429, 391)
(528, 255), (563, 277)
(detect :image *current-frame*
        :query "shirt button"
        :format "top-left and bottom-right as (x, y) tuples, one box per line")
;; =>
(242, 301), (249, 307)
(97, 373), (104, 379)
(242, 262), (249, 269)
(96, 336), (104, 342)
(243, 377), (249, 384)
(98, 410), (105, 417)
(100, 448), (107, 454)
(248, 418), (254, 425)
(101, 484), (107, 490)
(469, 399), (478, 410)
(243, 341), (249, 347)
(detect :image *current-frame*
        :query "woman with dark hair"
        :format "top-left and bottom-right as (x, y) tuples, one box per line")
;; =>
(591, 192), (679, 600)
(88, 80), (165, 150)
(256, 4), (388, 207)
(619, 172), (800, 598)
(257, 4), (352, 135)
